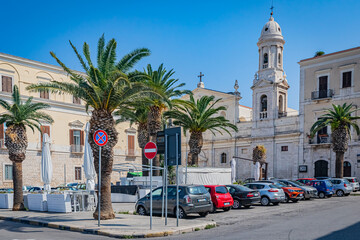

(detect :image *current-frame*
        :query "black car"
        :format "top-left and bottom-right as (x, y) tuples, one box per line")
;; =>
(226, 185), (260, 209)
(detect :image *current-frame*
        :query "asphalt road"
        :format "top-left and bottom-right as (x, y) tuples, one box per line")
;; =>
(0, 220), (111, 240)
(156, 195), (360, 240)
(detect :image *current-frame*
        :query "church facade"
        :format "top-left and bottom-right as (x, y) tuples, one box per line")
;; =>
(181, 15), (360, 181)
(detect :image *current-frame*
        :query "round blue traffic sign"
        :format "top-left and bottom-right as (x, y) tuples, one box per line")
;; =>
(94, 130), (108, 146)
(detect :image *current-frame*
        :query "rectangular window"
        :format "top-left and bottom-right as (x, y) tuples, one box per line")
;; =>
(73, 96), (81, 104)
(69, 129), (84, 152)
(342, 71), (352, 88)
(40, 90), (49, 99)
(128, 135), (135, 156)
(241, 148), (248, 154)
(281, 146), (288, 152)
(0, 123), (4, 148)
(1, 76), (12, 93)
(75, 167), (82, 180)
(4, 164), (13, 180)
(40, 125), (50, 147)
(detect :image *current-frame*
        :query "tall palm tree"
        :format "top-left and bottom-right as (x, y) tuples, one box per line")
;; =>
(310, 103), (360, 178)
(27, 35), (150, 220)
(0, 85), (53, 211)
(144, 64), (189, 175)
(115, 105), (149, 176)
(164, 95), (238, 166)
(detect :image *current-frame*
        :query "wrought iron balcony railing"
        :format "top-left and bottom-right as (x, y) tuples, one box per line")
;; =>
(70, 144), (83, 153)
(309, 134), (331, 144)
(260, 111), (268, 119)
(311, 89), (334, 100)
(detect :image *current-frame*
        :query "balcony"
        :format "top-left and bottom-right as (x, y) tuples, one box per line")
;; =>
(311, 89), (334, 100)
(309, 134), (331, 145)
(259, 111), (267, 119)
(70, 144), (83, 153)
(278, 111), (287, 118)
(263, 63), (268, 69)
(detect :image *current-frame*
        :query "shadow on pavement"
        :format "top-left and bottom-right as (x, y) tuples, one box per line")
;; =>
(316, 221), (360, 240)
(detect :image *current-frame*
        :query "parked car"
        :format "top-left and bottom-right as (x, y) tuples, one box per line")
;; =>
(135, 185), (212, 219)
(257, 180), (304, 203)
(28, 187), (43, 192)
(330, 178), (352, 197)
(66, 182), (78, 187)
(344, 177), (360, 192)
(205, 185), (233, 212)
(297, 178), (316, 186)
(309, 180), (334, 198)
(277, 179), (318, 200)
(244, 182), (285, 206)
(244, 178), (255, 184)
(226, 185), (260, 209)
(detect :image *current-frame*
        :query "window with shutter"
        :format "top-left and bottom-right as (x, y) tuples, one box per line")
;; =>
(75, 167), (82, 180)
(0, 124), (4, 148)
(40, 90), (49, 99)
(73, 96), (81, 104)
(2, 76), (12, 93)
(4, 164), (13, 180)
(342, 71), (352, 88)
(128, 135), (135, 156)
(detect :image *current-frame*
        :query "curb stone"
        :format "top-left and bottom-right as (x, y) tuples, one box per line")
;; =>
(0, 215), (216, 238)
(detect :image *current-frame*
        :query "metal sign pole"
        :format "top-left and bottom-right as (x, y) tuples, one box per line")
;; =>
(161, 165), (165, 218)
(150, 157), (153, 230)
(98, 146), (101, 227)
(165, 134), (168, 226)
(176, 133), (179, 227)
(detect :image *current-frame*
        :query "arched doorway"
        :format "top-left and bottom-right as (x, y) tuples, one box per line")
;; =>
(344, 161), (351, 177)
(314, 160), (328, 178)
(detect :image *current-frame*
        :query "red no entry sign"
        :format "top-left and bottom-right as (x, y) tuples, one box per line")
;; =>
(144, 142), (157, 160)
(94, 130), (108, 146)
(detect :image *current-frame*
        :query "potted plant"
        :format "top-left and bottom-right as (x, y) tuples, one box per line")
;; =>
(47, 191), (72, 213)
(0, 190), (13, 209)
(27, 191), (47, 212)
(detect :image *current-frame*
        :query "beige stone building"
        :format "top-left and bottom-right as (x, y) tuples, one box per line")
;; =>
(0, 53), (141, 188)
(299, 46), (360, 178)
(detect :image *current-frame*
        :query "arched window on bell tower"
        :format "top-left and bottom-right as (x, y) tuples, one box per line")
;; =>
(263, 53), (268, 69)
(260, 95), (268, 119)
(278, 53), (281, 67)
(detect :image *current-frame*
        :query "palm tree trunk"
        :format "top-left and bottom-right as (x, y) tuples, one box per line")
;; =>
(12, 161), (25, 211)
(335, 151), (344, 178)
(138, 123), (149, 177)
(148, 106), (162, 176)
(5, 125), (27, 211)
(188, 131), (203, 166)
(89, 110), (117, 220)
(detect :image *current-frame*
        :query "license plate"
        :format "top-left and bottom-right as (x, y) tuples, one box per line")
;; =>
(299, 194), (303, 197)
(224, 202), (230, 206)
(254, 193), (259, 197)
(198, 199), (206, 202)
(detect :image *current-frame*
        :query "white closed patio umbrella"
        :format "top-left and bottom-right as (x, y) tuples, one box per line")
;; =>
(230, 158), (236, 183)
(41, 133), (52, 192)
(254, 161), (260, 181)
(83, 122), (96, 191)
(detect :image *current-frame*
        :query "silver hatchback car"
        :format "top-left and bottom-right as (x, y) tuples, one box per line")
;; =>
(344, 177), (360, 192)
(330, 178), (352, 197)
(244, 183), (285, 206)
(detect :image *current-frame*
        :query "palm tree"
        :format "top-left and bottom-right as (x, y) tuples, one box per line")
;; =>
(0, 85), (53, 211)
(115, 105), (149, 176)
(310, 103), (360, 178)
(27, 35), (150, 220)
(164, 95), (238, 166)
(144, 64), (189, 175)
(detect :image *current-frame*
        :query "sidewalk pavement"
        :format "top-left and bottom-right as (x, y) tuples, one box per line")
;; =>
(350, 191), (360, 196)
(0, 209), (215, 238)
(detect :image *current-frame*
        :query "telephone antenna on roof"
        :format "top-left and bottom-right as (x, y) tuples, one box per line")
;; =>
(270, 0), (274, 16)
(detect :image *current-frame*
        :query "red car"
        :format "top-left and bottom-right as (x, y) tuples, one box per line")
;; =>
(297, 178), (316, 186)
(205, 185), (233, 212)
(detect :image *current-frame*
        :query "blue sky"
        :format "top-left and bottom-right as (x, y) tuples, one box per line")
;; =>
(1, 0), (359, 109)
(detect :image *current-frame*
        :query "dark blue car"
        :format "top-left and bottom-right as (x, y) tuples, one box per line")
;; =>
(309, 180), (334, 198)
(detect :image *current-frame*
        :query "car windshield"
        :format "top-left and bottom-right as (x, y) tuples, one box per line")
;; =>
(215, 186), (228, 194)
(188, 186), (208, 195)
(234, 185), (252, 191)
(289, 180), (305, 186)
(269, 184), (281, 189)
(273, 182), (285, 188)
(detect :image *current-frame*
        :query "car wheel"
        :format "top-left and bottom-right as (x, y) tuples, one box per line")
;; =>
(260, 196), (270, 206)
(232, 199), (241, 209)
(336, 190), (344, 197)
(318, 192), (325, 198)
(292, 199), (299, 203)
(285, 194), (290, 203)
(137, 206), (146, 216)
(176, 207), (186, 219)
(223, 207), (231, 212)
(199, 211), (209, 217)
(272, 202), (279, 206)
